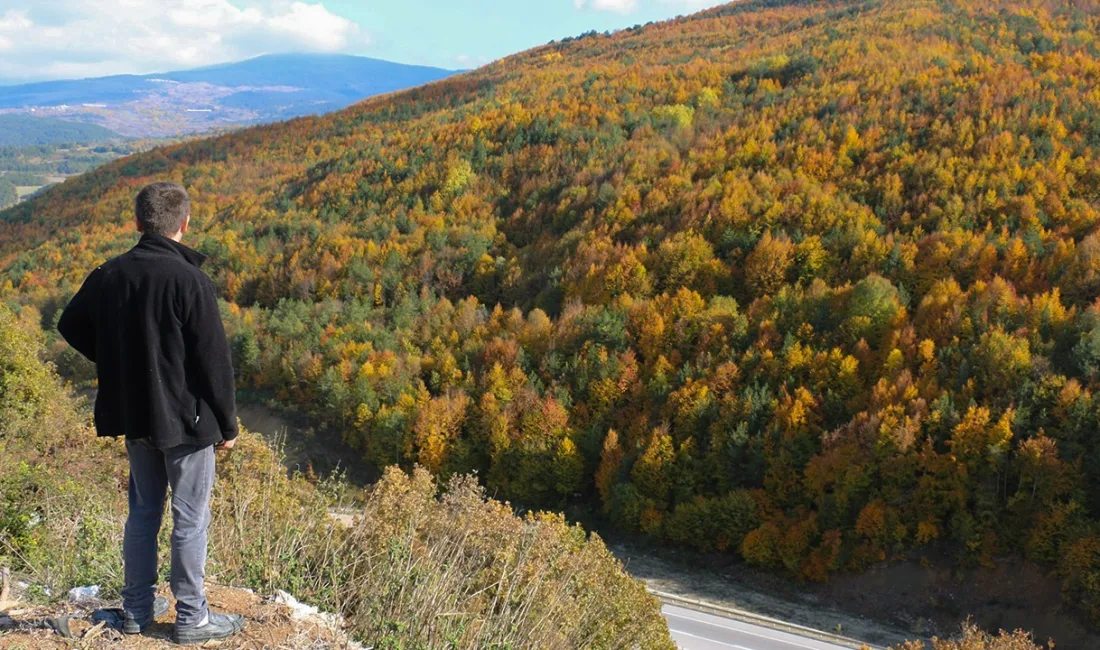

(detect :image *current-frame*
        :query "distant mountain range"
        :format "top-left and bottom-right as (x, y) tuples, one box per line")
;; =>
(0, 54), (459, 138)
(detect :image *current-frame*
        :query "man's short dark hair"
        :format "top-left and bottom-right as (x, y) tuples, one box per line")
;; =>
(136, 182), (189, 237)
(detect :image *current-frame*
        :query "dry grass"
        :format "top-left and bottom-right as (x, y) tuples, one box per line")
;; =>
(890, 623), (1051, 650)
(209, 433), (672, 649)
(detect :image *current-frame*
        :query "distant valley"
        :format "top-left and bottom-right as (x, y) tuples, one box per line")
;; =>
(0, 53), (459, 138)
(0, 53), (460, 208)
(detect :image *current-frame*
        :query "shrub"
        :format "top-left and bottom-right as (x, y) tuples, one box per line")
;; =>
(0, 303), (84, 443)
(889, 622), (1051, 650)
(0, 304), (127, 597)
(332, 468), (672, 649)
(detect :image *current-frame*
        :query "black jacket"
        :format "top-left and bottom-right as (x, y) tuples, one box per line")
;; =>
(58, 234), (238, 449)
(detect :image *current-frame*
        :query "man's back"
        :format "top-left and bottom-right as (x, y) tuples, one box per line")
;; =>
(57, 182), (245, 643)
(58, 233), (238, 449)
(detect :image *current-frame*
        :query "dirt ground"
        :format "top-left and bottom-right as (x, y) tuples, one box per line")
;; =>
(613, 541), (1098, 650)
(0, 584), (361, 649)
(823, 555), (1096, 649)
(612, 541), (915, 648)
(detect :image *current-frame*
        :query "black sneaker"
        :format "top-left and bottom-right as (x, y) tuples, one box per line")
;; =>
(172, 611), (245, 645)
(121, 596), (170, 634)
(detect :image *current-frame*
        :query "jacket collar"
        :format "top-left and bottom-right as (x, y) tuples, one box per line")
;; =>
(135, 234), (207, 268)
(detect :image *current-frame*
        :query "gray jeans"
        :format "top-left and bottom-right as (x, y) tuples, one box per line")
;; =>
(121, 438), (214, 627)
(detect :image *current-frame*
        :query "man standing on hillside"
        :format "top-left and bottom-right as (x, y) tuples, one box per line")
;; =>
(58, 182), (245, 644)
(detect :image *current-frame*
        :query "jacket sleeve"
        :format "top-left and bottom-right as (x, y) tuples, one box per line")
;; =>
(182, 274), (239, 441)
(57, 266), (103, 363)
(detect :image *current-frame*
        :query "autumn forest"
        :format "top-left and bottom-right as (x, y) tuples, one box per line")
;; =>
(5, 0), (1100, 629)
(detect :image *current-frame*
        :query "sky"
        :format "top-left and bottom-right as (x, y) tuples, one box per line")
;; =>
(0, 0), (728, 84)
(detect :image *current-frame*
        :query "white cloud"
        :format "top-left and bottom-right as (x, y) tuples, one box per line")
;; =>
(574, 0), (638, 13)
(453, 54), (493, 69)
(268, 2), (357, 51)
(168, 0), (263, 31)
(0, 1), (365, 82)
(0, 10), (33, 30)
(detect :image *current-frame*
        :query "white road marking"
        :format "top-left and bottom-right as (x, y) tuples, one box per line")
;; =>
(669, 627), (754, 649)
(664, 610), (826, 650)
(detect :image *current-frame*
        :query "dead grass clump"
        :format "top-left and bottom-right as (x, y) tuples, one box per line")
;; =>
(890, 623), (1052, 650)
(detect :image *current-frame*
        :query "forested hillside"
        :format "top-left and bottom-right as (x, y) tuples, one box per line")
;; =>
(5, 0), (1100, 628)
(0, 115), (121, 147)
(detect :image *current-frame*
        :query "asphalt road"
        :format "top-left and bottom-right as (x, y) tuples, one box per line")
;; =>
(663, 604), (855, 650)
